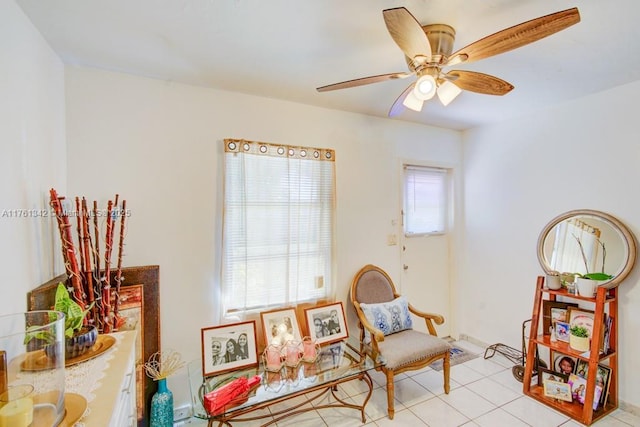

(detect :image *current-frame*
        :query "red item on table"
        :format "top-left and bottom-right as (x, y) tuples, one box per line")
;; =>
(203, 375), (261, 416)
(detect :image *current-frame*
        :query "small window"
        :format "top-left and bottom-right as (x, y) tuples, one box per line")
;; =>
(403, 165), (448, 235)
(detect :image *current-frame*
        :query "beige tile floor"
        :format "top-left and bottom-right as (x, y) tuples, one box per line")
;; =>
(180, 340), (640, 427)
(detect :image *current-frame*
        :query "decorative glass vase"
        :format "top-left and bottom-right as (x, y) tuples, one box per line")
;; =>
(0, 311), (66, 427)
(150, 378), (173, 427)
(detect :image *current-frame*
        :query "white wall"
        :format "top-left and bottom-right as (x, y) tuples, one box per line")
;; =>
(0, 1), (66, 314)
(63, 66), (462, 404)
(460, 80), (640, 408)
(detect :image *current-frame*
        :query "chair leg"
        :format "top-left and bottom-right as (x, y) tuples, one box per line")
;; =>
(385, 370), (395, 419)
(443, 350), (451, 394)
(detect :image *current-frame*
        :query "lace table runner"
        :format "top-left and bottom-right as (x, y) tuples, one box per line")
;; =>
(66, 332), (123, 426)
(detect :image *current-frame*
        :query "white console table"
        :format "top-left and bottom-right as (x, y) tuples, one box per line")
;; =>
(67, 331), (137, 426)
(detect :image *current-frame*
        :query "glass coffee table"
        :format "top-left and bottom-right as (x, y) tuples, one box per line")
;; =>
(188, 339), (382, 426)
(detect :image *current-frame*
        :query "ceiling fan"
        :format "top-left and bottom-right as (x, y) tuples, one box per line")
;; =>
(316, 7), (580, 116)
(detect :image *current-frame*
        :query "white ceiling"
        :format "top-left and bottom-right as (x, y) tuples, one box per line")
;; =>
(16, 0), (640, 130)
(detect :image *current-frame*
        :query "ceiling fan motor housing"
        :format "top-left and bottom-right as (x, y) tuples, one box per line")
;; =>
(423, 24), (456, 62)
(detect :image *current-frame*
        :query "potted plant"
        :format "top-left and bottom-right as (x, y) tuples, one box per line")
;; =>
(572, 235), (613, 295)
(25, 283), (97, 359)
(569, 325), (590, 352)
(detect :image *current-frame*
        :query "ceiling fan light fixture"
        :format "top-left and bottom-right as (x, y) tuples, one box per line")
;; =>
(413, 75), (437, 100)
(402, 90), (424, 112)
(437, 80), (462, 106)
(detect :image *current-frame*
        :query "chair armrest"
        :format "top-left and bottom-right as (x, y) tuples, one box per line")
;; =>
(353, 302), (385, 342)
(405, 300), (444, 336)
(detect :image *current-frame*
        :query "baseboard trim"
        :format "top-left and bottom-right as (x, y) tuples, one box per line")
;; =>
(619, 401), (640, 417)
(458, 333), (490, 350)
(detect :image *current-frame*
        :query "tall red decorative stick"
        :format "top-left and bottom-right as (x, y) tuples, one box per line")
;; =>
(74, 197), (84, 278)
(102, 196), (117, 332)
(92, 200), (104, 331)
(49, 189), (86, 310)
(113, 199), (127, 329)
(80, 198), (96, 325)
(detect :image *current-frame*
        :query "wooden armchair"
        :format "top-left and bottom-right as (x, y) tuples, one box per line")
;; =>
(349, 264), (450, 419)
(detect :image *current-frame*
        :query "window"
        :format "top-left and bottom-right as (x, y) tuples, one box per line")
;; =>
(221, 139), (336, 317)
(550, 218), (601, 274)
(403, 165), (448, 235)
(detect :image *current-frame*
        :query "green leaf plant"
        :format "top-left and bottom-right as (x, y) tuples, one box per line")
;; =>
(24, 283), (94, 345)
(570, 325), (590, 338)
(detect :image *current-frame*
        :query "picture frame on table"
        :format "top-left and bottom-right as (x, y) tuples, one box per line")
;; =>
(542, 300), (578, 334)
(201, 321), (258, 377)
(537, 367), (569, 386)
(304, 302), (349, 345)
(574, 359), (612, 406)
(259, 307), (303, 347)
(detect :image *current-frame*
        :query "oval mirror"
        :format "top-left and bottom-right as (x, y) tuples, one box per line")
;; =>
(537, 209), (637, 288)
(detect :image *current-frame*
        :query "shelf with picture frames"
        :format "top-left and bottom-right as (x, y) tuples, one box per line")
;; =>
(523, 277), (617, 425)
(524, 209), (636, 426)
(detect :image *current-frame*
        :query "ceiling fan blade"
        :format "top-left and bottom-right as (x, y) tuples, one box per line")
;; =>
(388, 82), (418, 117)
(383, 7), (432, 63)
(316, 72), (412, 92)
(445, 70), (514, 95)
(445, 7), (580, 66)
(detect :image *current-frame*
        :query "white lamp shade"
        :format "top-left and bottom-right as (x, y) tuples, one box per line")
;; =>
(402, 90), (424, 112)
(437, 80), (462, 106)
(413, 75), (437, 100)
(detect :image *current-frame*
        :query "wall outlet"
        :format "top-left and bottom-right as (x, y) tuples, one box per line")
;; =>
(173, 404), (192, 422)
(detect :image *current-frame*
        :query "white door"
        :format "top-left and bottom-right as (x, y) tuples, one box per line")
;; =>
(399, 165), (451, 338)
(400, 233), (450, 337)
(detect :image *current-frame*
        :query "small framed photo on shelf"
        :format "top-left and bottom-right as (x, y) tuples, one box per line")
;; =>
(567, 308), (595, 338)
(537, 367), (568, 386)
(260, 307), (303, 347)
(304, 302), (348, 345)
(555, 321), (570, 342)
(201, 321), (258, 377)
(543, 379), (573, 402)
(551, 351), (578, 376)
(568, 373), (602, 410)
(542, 300), (578, 333)
(574, 360), (612, 407)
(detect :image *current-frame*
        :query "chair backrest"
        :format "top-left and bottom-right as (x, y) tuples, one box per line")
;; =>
(350, 264), (397, 305)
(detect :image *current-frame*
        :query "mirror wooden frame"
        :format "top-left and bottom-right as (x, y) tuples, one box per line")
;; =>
(537, 209), (636, 288)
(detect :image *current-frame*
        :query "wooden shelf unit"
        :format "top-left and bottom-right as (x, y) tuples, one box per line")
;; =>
(523, 276), (618, 426)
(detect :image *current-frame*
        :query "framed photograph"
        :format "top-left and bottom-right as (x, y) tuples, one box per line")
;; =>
(543, 380), (573, 402)
(555, 321), (570, 342)
(260, 307), (303, 347)
(201, 321), (258, 377)
(542, 300), (578, 333)
(567, 308), (595, 338)
(567, 374), (587, 403)
(304, 302), (349, 345)
(551, 351), (577, 376)
(574, 360), (611, 406)
(537, 367), (568, 386)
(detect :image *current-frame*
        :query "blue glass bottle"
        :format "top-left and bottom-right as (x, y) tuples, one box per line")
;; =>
(150, 378), (173, 426)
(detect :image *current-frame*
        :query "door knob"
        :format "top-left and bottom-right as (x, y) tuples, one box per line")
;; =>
(403, 264), (408, 270)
